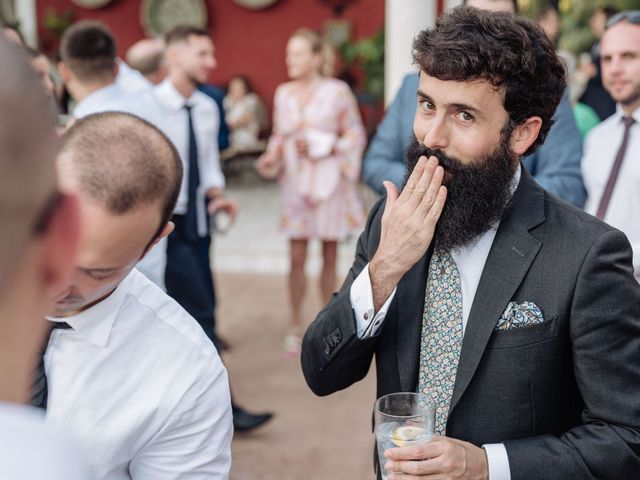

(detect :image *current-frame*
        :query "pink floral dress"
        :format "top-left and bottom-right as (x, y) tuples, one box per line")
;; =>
(267, 77), (366, 241)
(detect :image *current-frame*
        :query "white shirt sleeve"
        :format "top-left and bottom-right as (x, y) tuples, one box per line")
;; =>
(198, 100), (225, 192)
(128, 356), (233, 479)
(350, 263), (397, 338)
(483, 443), (511, 480)
(630, 241), (640, 278)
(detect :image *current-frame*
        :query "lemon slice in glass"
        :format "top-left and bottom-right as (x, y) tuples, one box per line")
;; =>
(390, 426), (426, 447)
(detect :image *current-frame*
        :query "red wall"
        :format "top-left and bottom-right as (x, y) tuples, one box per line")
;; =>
(36, 0), (384, 111)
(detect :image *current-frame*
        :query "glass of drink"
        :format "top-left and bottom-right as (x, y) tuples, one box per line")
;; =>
(374, 392), (435, 480)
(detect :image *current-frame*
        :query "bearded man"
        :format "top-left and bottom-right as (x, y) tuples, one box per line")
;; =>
(301, 7), (640, 480)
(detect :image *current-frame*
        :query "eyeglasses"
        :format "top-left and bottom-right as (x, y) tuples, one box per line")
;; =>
(32, 191), (63, 235)
(606, 10), (640, 29)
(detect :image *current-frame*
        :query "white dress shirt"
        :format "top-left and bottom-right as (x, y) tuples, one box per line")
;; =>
(350, 167), (522, 480)
(0, 402), (89, 479)
(45, 269), (232, 480)
(116, 59), (153, 94)
(155, 79), (225, 237)
(582, 105), (640, 280)
(73, 83), (136, 119)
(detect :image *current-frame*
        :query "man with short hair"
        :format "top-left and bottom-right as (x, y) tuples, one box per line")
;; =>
(59, 20), (130, 118)
(302, 7), (640, 479)
(41, 111), (232, 479)
(58, 20), (169, 288)
(157, 25), (271, 432)
(582, 11), (640, 281)
(361, 0), (586, 208)
(0, 36), (87, 479)
(156, 25), (232, 350)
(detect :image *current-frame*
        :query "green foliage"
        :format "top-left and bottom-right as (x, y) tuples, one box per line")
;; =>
(43, 8), (76, 38)
(340, 28), (385, 99)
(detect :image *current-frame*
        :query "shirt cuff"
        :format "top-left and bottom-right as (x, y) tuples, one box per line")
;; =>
(482, 443), (511, 480)
(350, 263), (397, 339)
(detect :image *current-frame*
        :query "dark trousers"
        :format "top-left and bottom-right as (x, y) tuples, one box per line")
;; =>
(165, 214), (218, 346)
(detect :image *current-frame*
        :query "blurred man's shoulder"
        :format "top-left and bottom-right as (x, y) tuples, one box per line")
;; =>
(0, 402), (89, 479)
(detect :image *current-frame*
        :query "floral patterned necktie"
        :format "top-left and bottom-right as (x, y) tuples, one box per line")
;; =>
(417, 249), (463, 435)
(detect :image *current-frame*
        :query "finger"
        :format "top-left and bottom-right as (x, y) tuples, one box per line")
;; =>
(383, 181), (399, 214)
(415, 165), (445, 218)
(385, 439), (446, 462)
(422, 186), (447, 229)
(388, 474), (447, 480)
(385, 458), (441, 477)
(406, 156), (438, 209)
(400, 156), (428, 200)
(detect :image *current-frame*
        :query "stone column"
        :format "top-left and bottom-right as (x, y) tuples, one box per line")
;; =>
(384, 0), (436, 105)
(15, 0), (37, 47)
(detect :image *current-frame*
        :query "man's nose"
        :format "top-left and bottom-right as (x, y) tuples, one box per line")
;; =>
(420, 117), (450, 151)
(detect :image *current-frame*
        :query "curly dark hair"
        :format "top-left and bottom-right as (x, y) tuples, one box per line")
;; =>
(412, 7), (566, 156)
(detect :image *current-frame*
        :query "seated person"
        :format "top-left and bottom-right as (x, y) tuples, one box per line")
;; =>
(223, 75), (267, 154)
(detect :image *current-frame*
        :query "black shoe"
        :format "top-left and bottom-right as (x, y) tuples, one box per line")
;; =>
(232, 405), (273, 432)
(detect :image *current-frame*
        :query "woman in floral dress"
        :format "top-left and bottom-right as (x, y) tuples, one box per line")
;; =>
(257, 28), (366, 355)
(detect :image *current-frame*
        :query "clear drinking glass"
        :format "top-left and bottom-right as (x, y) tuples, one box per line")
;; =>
(374, 392), (436, 480)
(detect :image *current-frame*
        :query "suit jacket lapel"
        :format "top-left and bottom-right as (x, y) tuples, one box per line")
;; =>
(449, 169), (546, 414)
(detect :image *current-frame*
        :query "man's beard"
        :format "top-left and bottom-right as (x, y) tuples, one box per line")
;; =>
(619, 82), (640, 108)
(404, 131), (518, 252)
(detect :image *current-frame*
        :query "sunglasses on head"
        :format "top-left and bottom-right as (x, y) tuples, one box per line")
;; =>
(606, 10), (640, 28)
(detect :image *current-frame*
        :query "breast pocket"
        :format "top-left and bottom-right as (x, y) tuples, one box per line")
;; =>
(487, 316), (559, 349)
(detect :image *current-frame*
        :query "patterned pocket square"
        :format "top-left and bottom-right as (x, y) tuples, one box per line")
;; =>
(495, 301), (544, 331)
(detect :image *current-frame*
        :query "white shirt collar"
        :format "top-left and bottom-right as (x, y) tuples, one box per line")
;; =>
(614, 104), (640, 123)
(47, 271), (133, 348)
(156, 79), (198, 110)
(73, 83), (123, 118)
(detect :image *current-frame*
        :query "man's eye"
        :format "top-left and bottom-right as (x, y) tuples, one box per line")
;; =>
(419, 99), (435, 112)
(457, 111), (474, 122)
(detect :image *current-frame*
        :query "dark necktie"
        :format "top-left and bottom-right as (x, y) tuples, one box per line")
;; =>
(596, 116), (636, 220)
(31, 321), (72, 410)
(184, 104), (201, 242)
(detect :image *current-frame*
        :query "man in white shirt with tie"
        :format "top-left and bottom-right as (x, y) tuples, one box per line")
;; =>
(155, 25), (272, 432)
(0, 36), (88, 479)
(45, 112), (232, 479)
(582, 11), (640, 281)
(154, 26), (235, 350)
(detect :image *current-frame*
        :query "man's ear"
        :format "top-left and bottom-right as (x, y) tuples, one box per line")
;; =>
(509, 116), (542, 156)
(40, 193), (81, 301)
(141, 221), (175, 259)
(58, 61), (72, 84)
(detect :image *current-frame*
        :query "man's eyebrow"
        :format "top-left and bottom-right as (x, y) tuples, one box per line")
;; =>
(416, 89), (483, 116)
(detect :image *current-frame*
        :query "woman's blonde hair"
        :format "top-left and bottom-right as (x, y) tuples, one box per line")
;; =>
(290, 28), (334, 76)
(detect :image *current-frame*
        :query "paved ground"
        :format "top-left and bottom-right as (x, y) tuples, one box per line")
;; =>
(214, 171), (380, 479)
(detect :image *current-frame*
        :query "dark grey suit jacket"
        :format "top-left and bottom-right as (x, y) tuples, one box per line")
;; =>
(301, 169), (640, 479)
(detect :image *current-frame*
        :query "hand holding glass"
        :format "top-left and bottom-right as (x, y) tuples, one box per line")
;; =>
(374, 392), (436, 479)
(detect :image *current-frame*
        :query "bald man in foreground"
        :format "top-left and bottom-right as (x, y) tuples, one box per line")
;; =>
(40, 112), (232, 479)
(0, 37), (87, 478)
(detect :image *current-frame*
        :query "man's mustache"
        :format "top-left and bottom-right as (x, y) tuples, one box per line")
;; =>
(409, 144), (467, 175)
